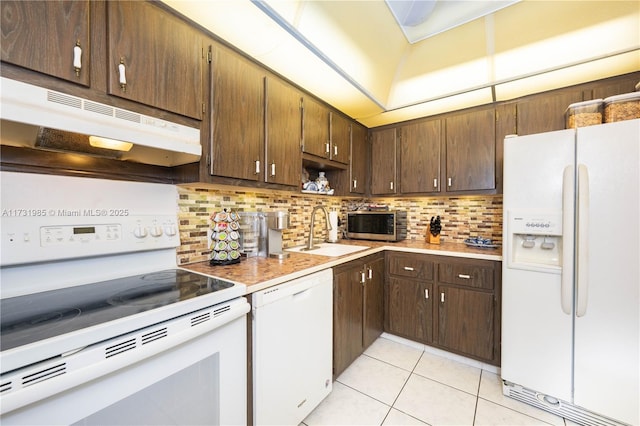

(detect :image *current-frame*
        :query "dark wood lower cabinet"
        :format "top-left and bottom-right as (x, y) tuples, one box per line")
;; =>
(333, 253), (384, 378)
(385, 252), (501, 366)
(386, 277), (433, 343)
(437, 286), (495, 361)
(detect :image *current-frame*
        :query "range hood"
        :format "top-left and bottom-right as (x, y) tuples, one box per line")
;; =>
(0, 77), (201, 167)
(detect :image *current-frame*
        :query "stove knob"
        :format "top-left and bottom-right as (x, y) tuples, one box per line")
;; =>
(164, 224), (177, 237)
(150, 226), (163, 237)
(133, 225), (148, 238)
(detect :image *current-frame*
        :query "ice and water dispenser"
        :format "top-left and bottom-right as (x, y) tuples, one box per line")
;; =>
(506, 211), (563, 272)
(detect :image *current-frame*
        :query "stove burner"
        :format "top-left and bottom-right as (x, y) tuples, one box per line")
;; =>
(29, 308), (82, 326)
(0, 269), (238, 353)
(107, 283), (203, 307)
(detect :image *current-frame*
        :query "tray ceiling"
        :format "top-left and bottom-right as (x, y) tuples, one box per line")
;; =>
(164, 0), (640, 127)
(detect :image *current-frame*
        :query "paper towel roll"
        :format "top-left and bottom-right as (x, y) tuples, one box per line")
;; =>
(328, 210), (339, 243)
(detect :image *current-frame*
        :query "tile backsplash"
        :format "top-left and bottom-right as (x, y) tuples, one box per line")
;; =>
(177, 185), (502, 265)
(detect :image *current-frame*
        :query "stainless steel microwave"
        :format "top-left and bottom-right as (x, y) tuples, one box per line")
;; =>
(346, 211), (407, 241)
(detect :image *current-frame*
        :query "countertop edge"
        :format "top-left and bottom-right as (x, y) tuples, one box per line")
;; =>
(182, 241), (502, 296)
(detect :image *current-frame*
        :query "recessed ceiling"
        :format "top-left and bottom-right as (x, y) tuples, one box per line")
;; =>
(163, 0), (640, 127)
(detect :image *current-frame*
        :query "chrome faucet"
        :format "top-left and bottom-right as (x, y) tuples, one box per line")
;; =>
(304, 205), (333, 250)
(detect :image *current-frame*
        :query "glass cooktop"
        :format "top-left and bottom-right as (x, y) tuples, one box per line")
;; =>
(0, 269), (235, 352)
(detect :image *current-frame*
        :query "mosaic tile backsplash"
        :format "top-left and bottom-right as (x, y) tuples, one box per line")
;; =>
(177, 185), (502, 265)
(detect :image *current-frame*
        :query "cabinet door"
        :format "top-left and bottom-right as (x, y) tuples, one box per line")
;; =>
(333, 262), (364, 378)
(210, 44), (264, 181)
(265, 77), (302, 186)
(1, 1), (90, 86)
(330, 112), (350, 164)
(387, 277), (433, 343)
(363, 255), (384, 349)
(370, 128), (397, 195)
(445, 108), (496, 192)
(302, 96), (329, 158)
(400, 119), (441, 193)
(516, 89), (583, 135)
(350, 124), (368, 194)
(107, 1), (203, 119)
(437, 286), (495, 361)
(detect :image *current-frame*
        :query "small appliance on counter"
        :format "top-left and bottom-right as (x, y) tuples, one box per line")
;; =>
(346, 210), (406, 241)
(238, 211), (290, 259)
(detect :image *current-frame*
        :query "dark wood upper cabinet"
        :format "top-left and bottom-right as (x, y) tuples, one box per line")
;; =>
(400, 119), (441, 194)
(106, 1), (203, 120)
(445, 108), (496, 192)
(370, 128), (397, 195)
(516, 89), (583, 136)
(330, 112), (350, 164)
(210, 44), (264, 181)
(350, 123), (368, 194)
(1, 0), (91, 86)
(302, 96), (330, 158)
(265, 77), (302, 186)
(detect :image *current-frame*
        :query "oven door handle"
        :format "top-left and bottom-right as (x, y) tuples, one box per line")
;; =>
(0, 298), (249, 416)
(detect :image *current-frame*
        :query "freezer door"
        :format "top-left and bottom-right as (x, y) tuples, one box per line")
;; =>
(502, 129), (575, 401)
(574, 119), (639, 425)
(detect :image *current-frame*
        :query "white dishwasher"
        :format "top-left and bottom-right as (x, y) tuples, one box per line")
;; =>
(252, 269), (333, 425)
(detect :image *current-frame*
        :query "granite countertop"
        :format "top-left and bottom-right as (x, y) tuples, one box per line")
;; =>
(181, 239), (502, 295)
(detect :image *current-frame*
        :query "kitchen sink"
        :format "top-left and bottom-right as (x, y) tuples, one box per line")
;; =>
(286, 243), (369, 257)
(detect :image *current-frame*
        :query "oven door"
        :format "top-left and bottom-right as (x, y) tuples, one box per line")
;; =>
(1, 298), (249, 426)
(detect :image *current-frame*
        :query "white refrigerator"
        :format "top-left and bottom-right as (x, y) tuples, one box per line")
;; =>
(501, 119), (639, 426)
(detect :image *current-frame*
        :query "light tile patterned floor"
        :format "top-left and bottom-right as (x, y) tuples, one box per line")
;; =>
(302, 335), (571, 426)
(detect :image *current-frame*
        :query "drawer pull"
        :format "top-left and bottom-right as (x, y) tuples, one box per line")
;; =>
(458, 274), (471, 279)
(403, 266), (414, 271)
(425, 289), (429, 299)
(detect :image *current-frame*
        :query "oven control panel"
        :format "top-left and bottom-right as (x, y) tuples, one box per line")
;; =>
(2, 216), (180, 266)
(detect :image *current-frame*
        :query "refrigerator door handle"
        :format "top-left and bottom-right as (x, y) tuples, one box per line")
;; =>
(576, 164), (589, 317)
(561, 165), (574, 315)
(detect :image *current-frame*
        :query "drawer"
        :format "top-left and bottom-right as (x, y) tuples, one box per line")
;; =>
(387, 253), (434, 280)
(438, 262), (494, 290)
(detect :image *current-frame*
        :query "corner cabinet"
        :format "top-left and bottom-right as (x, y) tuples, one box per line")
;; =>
(1, 1), (91, 86)
(370, 128), (397, 195)
(349, 123), (368, 194)
(385, 252), (501, 366)
(265, 77), (302, 186)
(106, 1), (204, 120)
(333, 253), (384, 378)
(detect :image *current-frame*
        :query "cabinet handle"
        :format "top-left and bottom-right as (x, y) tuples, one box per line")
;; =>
(326, 142), (330, 154)
(403, 266), (414, 271)
(447, 177), (452, 187)
(118, 58), (127, 92)
(255, 160), (260, 175)
(368, 267), (372, 280)
(73, 41), (82, 77)
(390, 181), (394, 191)
(433, 178), (438, 188)
(334, 145), (338, 156)
(353, 179), (357, 189)
(271, 163), (276, 176)
(360, 271), (366, 284)
(425, 289), (429, 299)
(458, 274), (471, 279)
(440, 292), (445, 303)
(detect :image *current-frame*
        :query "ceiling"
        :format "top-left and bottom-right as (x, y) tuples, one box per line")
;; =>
(163, 0), (640, 128)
